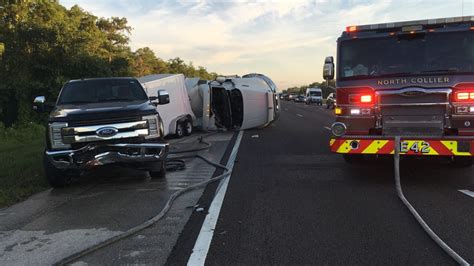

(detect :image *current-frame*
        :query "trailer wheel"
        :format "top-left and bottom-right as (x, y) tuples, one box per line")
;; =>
(184, 120), (193, 136)
(175, 122), (184, 138)
(453, 156), (473, 167)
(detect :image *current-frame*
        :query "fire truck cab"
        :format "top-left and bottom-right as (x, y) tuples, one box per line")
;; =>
(324, 16), (474, 165)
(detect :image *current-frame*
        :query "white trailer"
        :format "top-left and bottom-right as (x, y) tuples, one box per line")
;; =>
(138, 74), (196, 138)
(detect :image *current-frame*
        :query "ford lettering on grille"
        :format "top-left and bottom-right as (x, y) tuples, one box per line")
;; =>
(96, 127), (119, 137)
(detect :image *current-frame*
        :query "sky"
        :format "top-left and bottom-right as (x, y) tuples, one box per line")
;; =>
(60, 0), (474, 90)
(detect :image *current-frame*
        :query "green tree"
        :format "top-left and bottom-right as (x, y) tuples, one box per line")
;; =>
(132, 47), (168, 77)
(0, 1), (219, 126)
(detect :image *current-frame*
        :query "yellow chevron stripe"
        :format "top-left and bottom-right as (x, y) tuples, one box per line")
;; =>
(329, 139), (336, 146)
(336, 140), (353, 154)
(441, 141), (472, 156)
(362, 140), (389, 154)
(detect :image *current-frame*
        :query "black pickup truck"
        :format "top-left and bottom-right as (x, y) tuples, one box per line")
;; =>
(33, 77), (170, 187)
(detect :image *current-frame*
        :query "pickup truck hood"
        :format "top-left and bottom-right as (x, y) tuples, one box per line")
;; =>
(49, 100), (156, 123)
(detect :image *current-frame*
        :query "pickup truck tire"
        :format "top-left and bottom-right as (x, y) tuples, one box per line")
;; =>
(149, 160), (166, 179)
(43, 155), (73, 188)
(175, 122), (184, 138)
(453, 156), (473, 167)
(184, 120), (193, 136)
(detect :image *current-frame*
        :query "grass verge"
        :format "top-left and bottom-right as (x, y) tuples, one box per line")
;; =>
(0, 124), (48, 208)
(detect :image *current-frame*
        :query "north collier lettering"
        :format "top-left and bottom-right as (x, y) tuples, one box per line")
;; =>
(377, 77), (450, 86)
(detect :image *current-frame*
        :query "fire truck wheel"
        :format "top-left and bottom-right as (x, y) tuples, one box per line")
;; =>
(342, 154), (364, 164)
(453, 156), (473, 167)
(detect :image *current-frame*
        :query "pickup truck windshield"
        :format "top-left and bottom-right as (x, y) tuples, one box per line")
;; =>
(339, 31), (474, 79)
(58, 79), (148, 105)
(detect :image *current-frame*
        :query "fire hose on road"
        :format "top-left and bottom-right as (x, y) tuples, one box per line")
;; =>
(54, 135), (235, 266)
(393, 136), (469, 266)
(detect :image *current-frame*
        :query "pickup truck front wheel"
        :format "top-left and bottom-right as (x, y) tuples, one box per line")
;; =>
(149, 160), (166, 179)
(43, 155), (74, 188)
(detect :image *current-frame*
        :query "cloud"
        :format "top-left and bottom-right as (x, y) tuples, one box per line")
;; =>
(61, 0), (473, 89)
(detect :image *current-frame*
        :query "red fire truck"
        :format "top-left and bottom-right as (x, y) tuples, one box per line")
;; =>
(324, 16), (474, 166)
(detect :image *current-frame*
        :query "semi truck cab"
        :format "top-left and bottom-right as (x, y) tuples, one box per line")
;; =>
(324, 16), (474, 165)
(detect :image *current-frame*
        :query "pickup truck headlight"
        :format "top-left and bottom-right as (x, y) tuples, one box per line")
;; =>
(143, 115), (160, 138)
(49, 122), (71, 150)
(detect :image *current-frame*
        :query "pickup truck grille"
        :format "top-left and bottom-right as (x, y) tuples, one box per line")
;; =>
(62, 120), (149, 144)
(377, 88), (450, 137)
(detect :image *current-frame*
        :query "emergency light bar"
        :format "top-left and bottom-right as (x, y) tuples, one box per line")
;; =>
(345, 16), (474, 33)
(455, 91), (474, 101)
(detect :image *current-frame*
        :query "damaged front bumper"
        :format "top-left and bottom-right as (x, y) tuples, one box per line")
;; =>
(46, 143), (169, 170)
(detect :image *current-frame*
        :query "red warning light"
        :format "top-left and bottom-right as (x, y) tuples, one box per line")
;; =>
(346, 26), (357, 32)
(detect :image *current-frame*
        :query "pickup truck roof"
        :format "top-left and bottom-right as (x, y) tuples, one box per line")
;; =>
(68, 77), (137, 83)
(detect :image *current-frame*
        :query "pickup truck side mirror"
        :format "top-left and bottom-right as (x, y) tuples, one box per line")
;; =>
(149, 90), (170, 106)
(323, 56), (335, 80)
(33, 96), (53, 113)
(158, 90), (170, 105)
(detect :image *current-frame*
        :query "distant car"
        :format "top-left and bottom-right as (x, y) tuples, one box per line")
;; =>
(280, 93), (288, 100)
(288, 93), (297, 101)
(326, 92), (336, 109)
(294, 95), (306, 103)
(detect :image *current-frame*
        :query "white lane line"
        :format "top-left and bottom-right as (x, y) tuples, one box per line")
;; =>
(324, 126), (331, 131)
(296, 114), (303, 118)
(187, 130), (244, 266)
(458, 189), (474, 198)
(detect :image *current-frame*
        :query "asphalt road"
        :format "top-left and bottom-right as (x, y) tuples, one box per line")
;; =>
(2, 101), (473, 265)
(171, 101), (474, 265)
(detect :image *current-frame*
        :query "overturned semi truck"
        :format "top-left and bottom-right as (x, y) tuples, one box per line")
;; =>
(185, 73), (280, 131)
